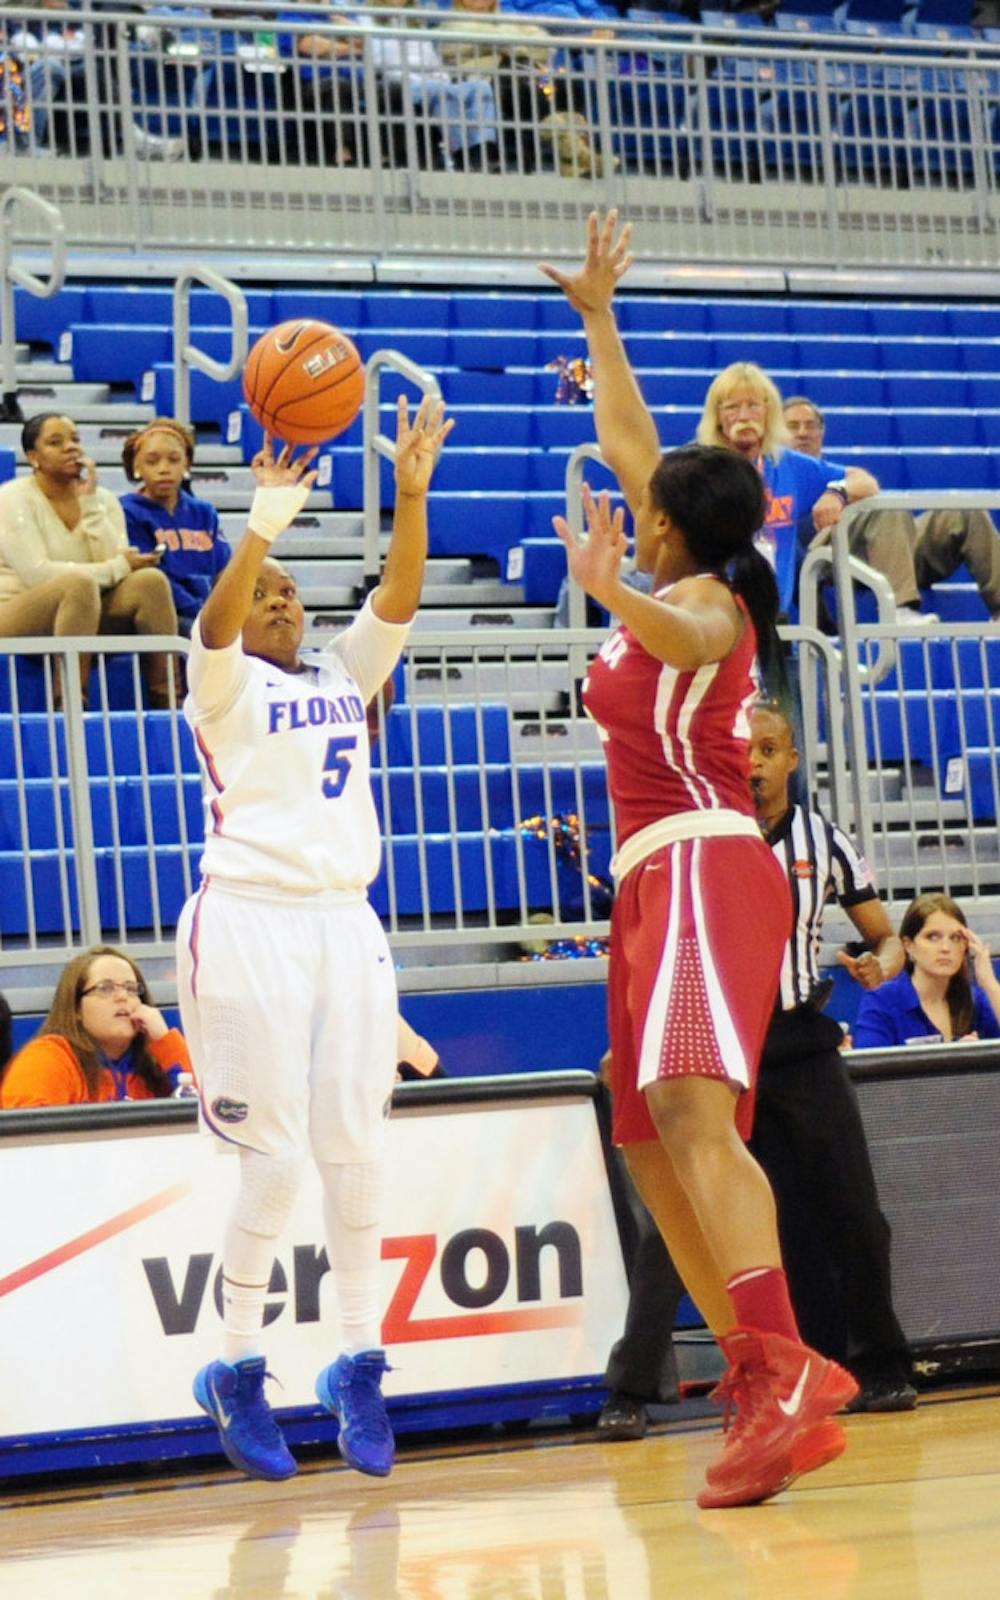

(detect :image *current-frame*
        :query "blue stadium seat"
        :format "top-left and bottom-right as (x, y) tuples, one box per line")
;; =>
(595, 53), (689, 173)
(534, 408), (599, 450)
(537, 298), (590, 333)
(788, 303), (871, 336)
(270, 291), (366, 327)
(381, 704), (512, 767)
(880, 340), (963, 373)
(0, 449), (13, 485)
(885, 374), (970, 409)
(894, 411), (983, 449)
(955, 750), (1000, 823)
(450, 295), (542, 331)
(372, 827), (612, 919)
(948, 306), (1000, 339)
(370, 762), (609, 834)
(930, 584), (991, 623)
(825, 410), (895, 448)
(861, 688), (957, 764)
(904, 452), (996, 490)
(13, 286), (87, 349)
(805, 374), (888, 407)
(0, 775), (203, 851)
(353, 330), (450, 369)
(0, 852), (80, 936)
(71, 324), (173, 386)
(713, 334), (800, 370)
(868, 304), (951, 338)
(518, 538), (567, 603)
(620, 301), (709, 333)
(363, 293), (452, 330)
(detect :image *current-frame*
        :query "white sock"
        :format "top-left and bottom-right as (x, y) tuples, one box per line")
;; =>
(220, 1148), (303, 1364)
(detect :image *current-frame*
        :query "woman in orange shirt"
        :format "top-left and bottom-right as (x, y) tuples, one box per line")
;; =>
(0, 945), (191, 1107)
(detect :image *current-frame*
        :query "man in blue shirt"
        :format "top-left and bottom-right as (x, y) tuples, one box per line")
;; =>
(785, 395), (1000, 625)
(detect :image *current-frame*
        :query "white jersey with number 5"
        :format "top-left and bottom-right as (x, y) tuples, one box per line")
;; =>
(185, 594), (407, 894)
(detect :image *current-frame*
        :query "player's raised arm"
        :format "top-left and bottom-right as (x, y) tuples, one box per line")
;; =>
(539, 210), (661, 515)
(198, 437), (317, 650)
(372, 394), (454, 625)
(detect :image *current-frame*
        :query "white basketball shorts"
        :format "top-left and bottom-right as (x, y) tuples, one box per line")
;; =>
(176, 880), (398, 1162)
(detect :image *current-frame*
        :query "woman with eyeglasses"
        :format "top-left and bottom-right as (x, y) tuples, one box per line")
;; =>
(0, 945), (192, 1107)
(853, 893), (1000, 1049)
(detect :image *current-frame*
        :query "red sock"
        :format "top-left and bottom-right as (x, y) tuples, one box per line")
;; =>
(726, 1266), (800, 1342)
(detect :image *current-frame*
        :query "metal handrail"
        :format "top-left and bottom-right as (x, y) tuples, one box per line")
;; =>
(0, 189), (66, 419)
(172, 265), (248, 427)
(362, 350), (442, 591)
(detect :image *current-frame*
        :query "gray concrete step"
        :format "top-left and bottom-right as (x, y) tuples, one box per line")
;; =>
(12, 380), (113, 406)
(13, 362), (74, 384)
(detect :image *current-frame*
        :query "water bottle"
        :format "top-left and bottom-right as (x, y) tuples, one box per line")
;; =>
(172, 1071), (198, 1099)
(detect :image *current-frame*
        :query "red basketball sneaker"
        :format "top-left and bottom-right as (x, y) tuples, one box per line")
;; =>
(697, 1327), (858, 1510)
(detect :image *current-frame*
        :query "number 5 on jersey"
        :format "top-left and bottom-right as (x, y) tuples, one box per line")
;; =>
(323, 734), (357, 798)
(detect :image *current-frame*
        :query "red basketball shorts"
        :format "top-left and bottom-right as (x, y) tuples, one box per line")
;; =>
(608, 833), (789, 1146)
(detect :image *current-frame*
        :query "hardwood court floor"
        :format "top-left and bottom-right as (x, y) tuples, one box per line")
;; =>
(2, 1388), (998, 1599)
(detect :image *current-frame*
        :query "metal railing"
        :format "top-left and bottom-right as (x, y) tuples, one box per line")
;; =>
(0, 4), (997, 269)
(172, 264), (247, 427)
(0, 618), (846, 972)
(0, 187), (64, 416)
(362, 350), (442, 591)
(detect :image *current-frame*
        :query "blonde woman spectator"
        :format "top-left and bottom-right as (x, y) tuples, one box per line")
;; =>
(0, 413), (178, 707)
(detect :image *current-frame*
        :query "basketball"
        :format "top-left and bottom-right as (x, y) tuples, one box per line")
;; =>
(242, 319), (365, 445)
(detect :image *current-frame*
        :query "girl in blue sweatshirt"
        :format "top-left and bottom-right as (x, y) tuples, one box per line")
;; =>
(120, 418), (231, 634)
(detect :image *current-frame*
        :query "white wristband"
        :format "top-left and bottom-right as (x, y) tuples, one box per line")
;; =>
(247, 484), (312, 545)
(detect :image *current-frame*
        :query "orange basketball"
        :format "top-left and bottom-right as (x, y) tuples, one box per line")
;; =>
(242, 320), (365, 445)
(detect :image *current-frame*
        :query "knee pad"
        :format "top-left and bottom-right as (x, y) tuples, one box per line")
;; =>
(323, 1161), (383, 1230)
(233, 1147), (305, 1237)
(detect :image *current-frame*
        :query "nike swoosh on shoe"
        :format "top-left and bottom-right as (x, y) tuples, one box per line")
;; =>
(777, 1360), (811, 1417)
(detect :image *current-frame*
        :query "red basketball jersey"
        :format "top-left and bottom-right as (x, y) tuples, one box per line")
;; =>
(582, 591), (759, 841)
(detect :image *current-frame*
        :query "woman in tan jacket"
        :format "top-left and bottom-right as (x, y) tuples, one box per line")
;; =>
(437, 0), (609, 176)
(0, 412), (178, 705)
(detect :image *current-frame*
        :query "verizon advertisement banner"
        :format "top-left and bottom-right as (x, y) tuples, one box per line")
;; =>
(0, 1091), (627, 1439)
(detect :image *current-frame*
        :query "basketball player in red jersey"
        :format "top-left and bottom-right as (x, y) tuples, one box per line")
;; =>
(543, 213), (858, 1508)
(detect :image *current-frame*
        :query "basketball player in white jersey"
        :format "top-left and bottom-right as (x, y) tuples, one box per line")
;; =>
(177, 394), (453, 1482)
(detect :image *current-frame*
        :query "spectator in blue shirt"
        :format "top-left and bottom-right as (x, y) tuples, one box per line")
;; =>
(854, 892), (1000, 1049)
(695, 361), (878, 622)
(120, 419), (231, 635)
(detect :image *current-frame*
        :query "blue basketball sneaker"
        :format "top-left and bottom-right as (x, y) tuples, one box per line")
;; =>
(194, 1356), (297, 1481)
(315, 1349), (395, 1477)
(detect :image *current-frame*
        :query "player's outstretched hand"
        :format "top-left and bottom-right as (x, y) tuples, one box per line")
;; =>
(395, 394), (454, 499)
(552, 484), (628, 610)
(251, 434), (319, 490)
(538, 209), (635, 318)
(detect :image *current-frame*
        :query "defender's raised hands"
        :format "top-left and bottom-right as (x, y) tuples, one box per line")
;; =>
(538, 209), (636, 318)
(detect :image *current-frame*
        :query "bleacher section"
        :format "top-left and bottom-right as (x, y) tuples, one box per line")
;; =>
(2, 277), (1000, 971)
(8, 282), (1000, 608)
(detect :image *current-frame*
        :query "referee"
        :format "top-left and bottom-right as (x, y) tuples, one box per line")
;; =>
(748, 698), (916, 1413)
(597, 698), (915, 1439)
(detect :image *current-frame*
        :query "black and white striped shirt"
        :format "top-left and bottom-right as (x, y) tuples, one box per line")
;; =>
(764, 804), (878, 1012)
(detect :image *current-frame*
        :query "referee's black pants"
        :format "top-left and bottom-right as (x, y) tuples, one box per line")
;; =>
(750, 1006), (912, 1382)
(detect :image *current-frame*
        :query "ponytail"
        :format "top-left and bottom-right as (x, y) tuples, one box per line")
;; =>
(728, 545), (787, 700)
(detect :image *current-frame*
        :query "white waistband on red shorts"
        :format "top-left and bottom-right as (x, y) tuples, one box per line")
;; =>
(610, 809), (761, 886)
